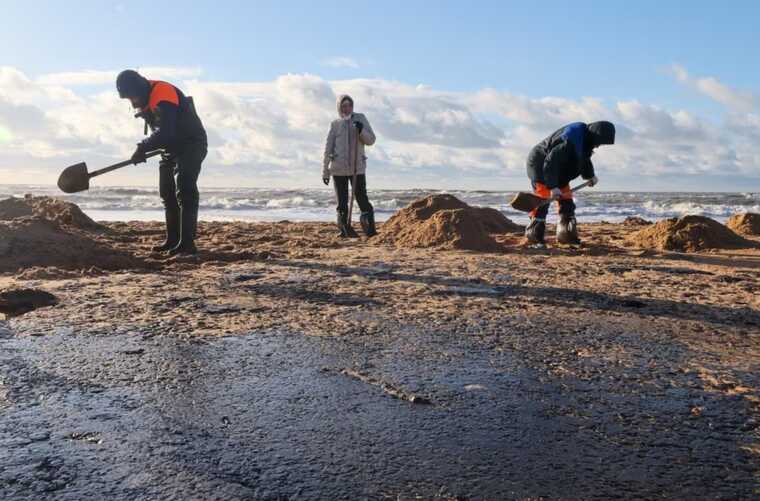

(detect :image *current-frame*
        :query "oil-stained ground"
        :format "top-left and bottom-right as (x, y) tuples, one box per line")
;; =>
(1, 220), (759, 500)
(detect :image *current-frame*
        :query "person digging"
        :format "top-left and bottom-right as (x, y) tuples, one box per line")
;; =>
(116, 69), (208, 256)
(524, 121), (615, 246)
(322, 94), (377, 238)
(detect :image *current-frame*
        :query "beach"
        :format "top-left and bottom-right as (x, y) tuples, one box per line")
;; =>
(1, 196), (759, 499)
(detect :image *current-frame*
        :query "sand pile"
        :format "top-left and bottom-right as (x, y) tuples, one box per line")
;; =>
(726, 213), (760, 236)
(379, 195), (522, 251)
(626, 215), (752, 252)
(0, 216), (147, 274)
(0, 196), (148, 275)
(0, 195), (103, 231)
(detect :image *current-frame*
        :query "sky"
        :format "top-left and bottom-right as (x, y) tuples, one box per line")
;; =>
(0, 1), (759, 191)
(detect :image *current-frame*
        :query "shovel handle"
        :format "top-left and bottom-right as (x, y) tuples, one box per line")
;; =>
(89, 150), (163, 178)
(537, 180), (593, 208)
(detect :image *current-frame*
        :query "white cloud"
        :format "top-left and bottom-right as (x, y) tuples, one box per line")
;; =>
(321, 57), (360, 69)
(37, 66), (204, 86)
(0, 65), (758, 187)
(669, 64), (757, 110)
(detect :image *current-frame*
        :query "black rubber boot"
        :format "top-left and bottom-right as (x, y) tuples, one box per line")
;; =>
(556, 215), (581, 245)
(152, 208), (180, 252)
(360, 210), (377, 237)
(525, 218), (546, 245)
(337, 210), (359, 238)
(169, 206), (198, 255)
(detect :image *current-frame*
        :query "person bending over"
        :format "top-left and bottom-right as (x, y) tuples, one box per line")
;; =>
(116, 69), (208, 255)
(525, 121), (615, 246)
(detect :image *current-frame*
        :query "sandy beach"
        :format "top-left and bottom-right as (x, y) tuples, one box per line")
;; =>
(1, 196), (759, 499)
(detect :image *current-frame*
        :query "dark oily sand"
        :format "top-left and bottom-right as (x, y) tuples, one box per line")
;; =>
(0, 328), (756, 500)
(0, 289), (58, 317)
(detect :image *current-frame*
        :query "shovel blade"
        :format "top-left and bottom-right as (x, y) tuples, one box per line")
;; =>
(509, 191), (548, 213)
(57, 162), (90, 193)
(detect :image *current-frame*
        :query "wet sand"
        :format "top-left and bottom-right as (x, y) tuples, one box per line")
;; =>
(1, 220), (759, 499)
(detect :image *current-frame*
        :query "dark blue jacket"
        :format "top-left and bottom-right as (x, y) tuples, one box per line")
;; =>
(526, 121), (615, 188)
(137, 80), (207, 154)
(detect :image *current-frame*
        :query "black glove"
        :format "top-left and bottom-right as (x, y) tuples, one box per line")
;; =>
(131, 144), (147, 165)
(353, 121), (363, 134)
(323, 176), (330, 186)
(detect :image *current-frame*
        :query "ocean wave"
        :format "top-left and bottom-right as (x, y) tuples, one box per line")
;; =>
(1, 185), (758, 223)
(265, 196), (319, 209)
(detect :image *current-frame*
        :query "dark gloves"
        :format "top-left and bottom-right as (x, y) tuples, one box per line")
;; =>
(131, 144), (147, 164)
(323, 177), (330, 186)
(353, 121), (363, 134)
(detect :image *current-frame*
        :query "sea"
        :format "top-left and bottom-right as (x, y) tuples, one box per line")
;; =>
(1, 185), (758, 225)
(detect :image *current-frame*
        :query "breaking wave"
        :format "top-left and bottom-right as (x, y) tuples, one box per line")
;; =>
(1, 184), (757, 224)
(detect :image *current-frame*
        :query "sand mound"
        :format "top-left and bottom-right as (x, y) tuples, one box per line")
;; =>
(379, 195), (522, 251)
(0, 216), (146, 274)
(726, 213), (760, 236)
(626, 215), (752, 252)
(623, 216), (652, 227)
(0, 195), (103, 231)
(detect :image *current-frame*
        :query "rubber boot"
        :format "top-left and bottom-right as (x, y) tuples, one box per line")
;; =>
(169, 206), (198, 255)
(556, 215), (581, 245)
(152, 208), (180, 252)
(360, 210), (377, 237)
(337, 210), (359, 238)
(525, 218), (546, 245)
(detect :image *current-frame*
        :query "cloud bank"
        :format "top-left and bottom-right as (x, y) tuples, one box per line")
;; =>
(0, 65), (757, 189)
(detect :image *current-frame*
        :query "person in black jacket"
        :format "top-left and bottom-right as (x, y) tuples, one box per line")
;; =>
(116, 70), (208, 255)
(525, 121), (615, 245)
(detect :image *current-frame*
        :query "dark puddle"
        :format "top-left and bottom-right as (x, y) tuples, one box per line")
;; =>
(0, 328), (756, 500)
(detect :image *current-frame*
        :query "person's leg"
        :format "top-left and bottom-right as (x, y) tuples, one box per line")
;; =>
(557, 185), (575, 217)
(155, 155), (180, 252)
(353, 175), (377, 236)
(333, 176), (357, 237)
(333, 176), (349, 214)
(170, 144), (206, 255)
(526, 181), (548, 244)
(556, 184), (580, 244)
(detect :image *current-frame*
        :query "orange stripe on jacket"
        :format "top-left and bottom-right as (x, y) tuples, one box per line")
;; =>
(530, 182), (572, 217)
(146, 80), (179, 112)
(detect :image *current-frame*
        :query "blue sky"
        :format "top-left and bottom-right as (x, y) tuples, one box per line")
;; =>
(0, 1), (759, 190)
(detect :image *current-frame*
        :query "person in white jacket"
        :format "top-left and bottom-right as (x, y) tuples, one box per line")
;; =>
(322, 94), (377, 237)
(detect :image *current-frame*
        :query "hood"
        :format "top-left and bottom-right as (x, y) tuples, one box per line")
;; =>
(586, 121), (616, 147)
(116, 69), (151, 108)
(336, 94), (354, 118)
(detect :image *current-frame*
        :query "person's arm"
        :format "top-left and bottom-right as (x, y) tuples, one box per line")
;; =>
(580, 157), (595, 180)
(541, 141), (573, 189)
(356, 114), (375, 146)
(323, 122), (336, 179)
(138, 101), (178, 152)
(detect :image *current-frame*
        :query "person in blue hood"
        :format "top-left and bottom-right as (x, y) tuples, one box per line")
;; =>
(524, 121), (615, 245)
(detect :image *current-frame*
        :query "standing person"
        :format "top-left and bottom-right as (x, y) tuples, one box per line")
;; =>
(322, 94), (377, 238)
(525, 121), (615, 245)
(116, 69), (208, 255)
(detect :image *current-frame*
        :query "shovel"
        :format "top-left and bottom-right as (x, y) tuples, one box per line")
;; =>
(509, 180), (593, 213)
(57, 151), (162, 193)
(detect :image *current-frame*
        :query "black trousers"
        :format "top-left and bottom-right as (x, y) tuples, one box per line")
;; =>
(159, 143), (207, 213)
(333, 174), (373, 214)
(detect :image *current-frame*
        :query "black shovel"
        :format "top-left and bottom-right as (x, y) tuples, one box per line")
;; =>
(509, 180), (593, 213)
(57, 151), (162, 193)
